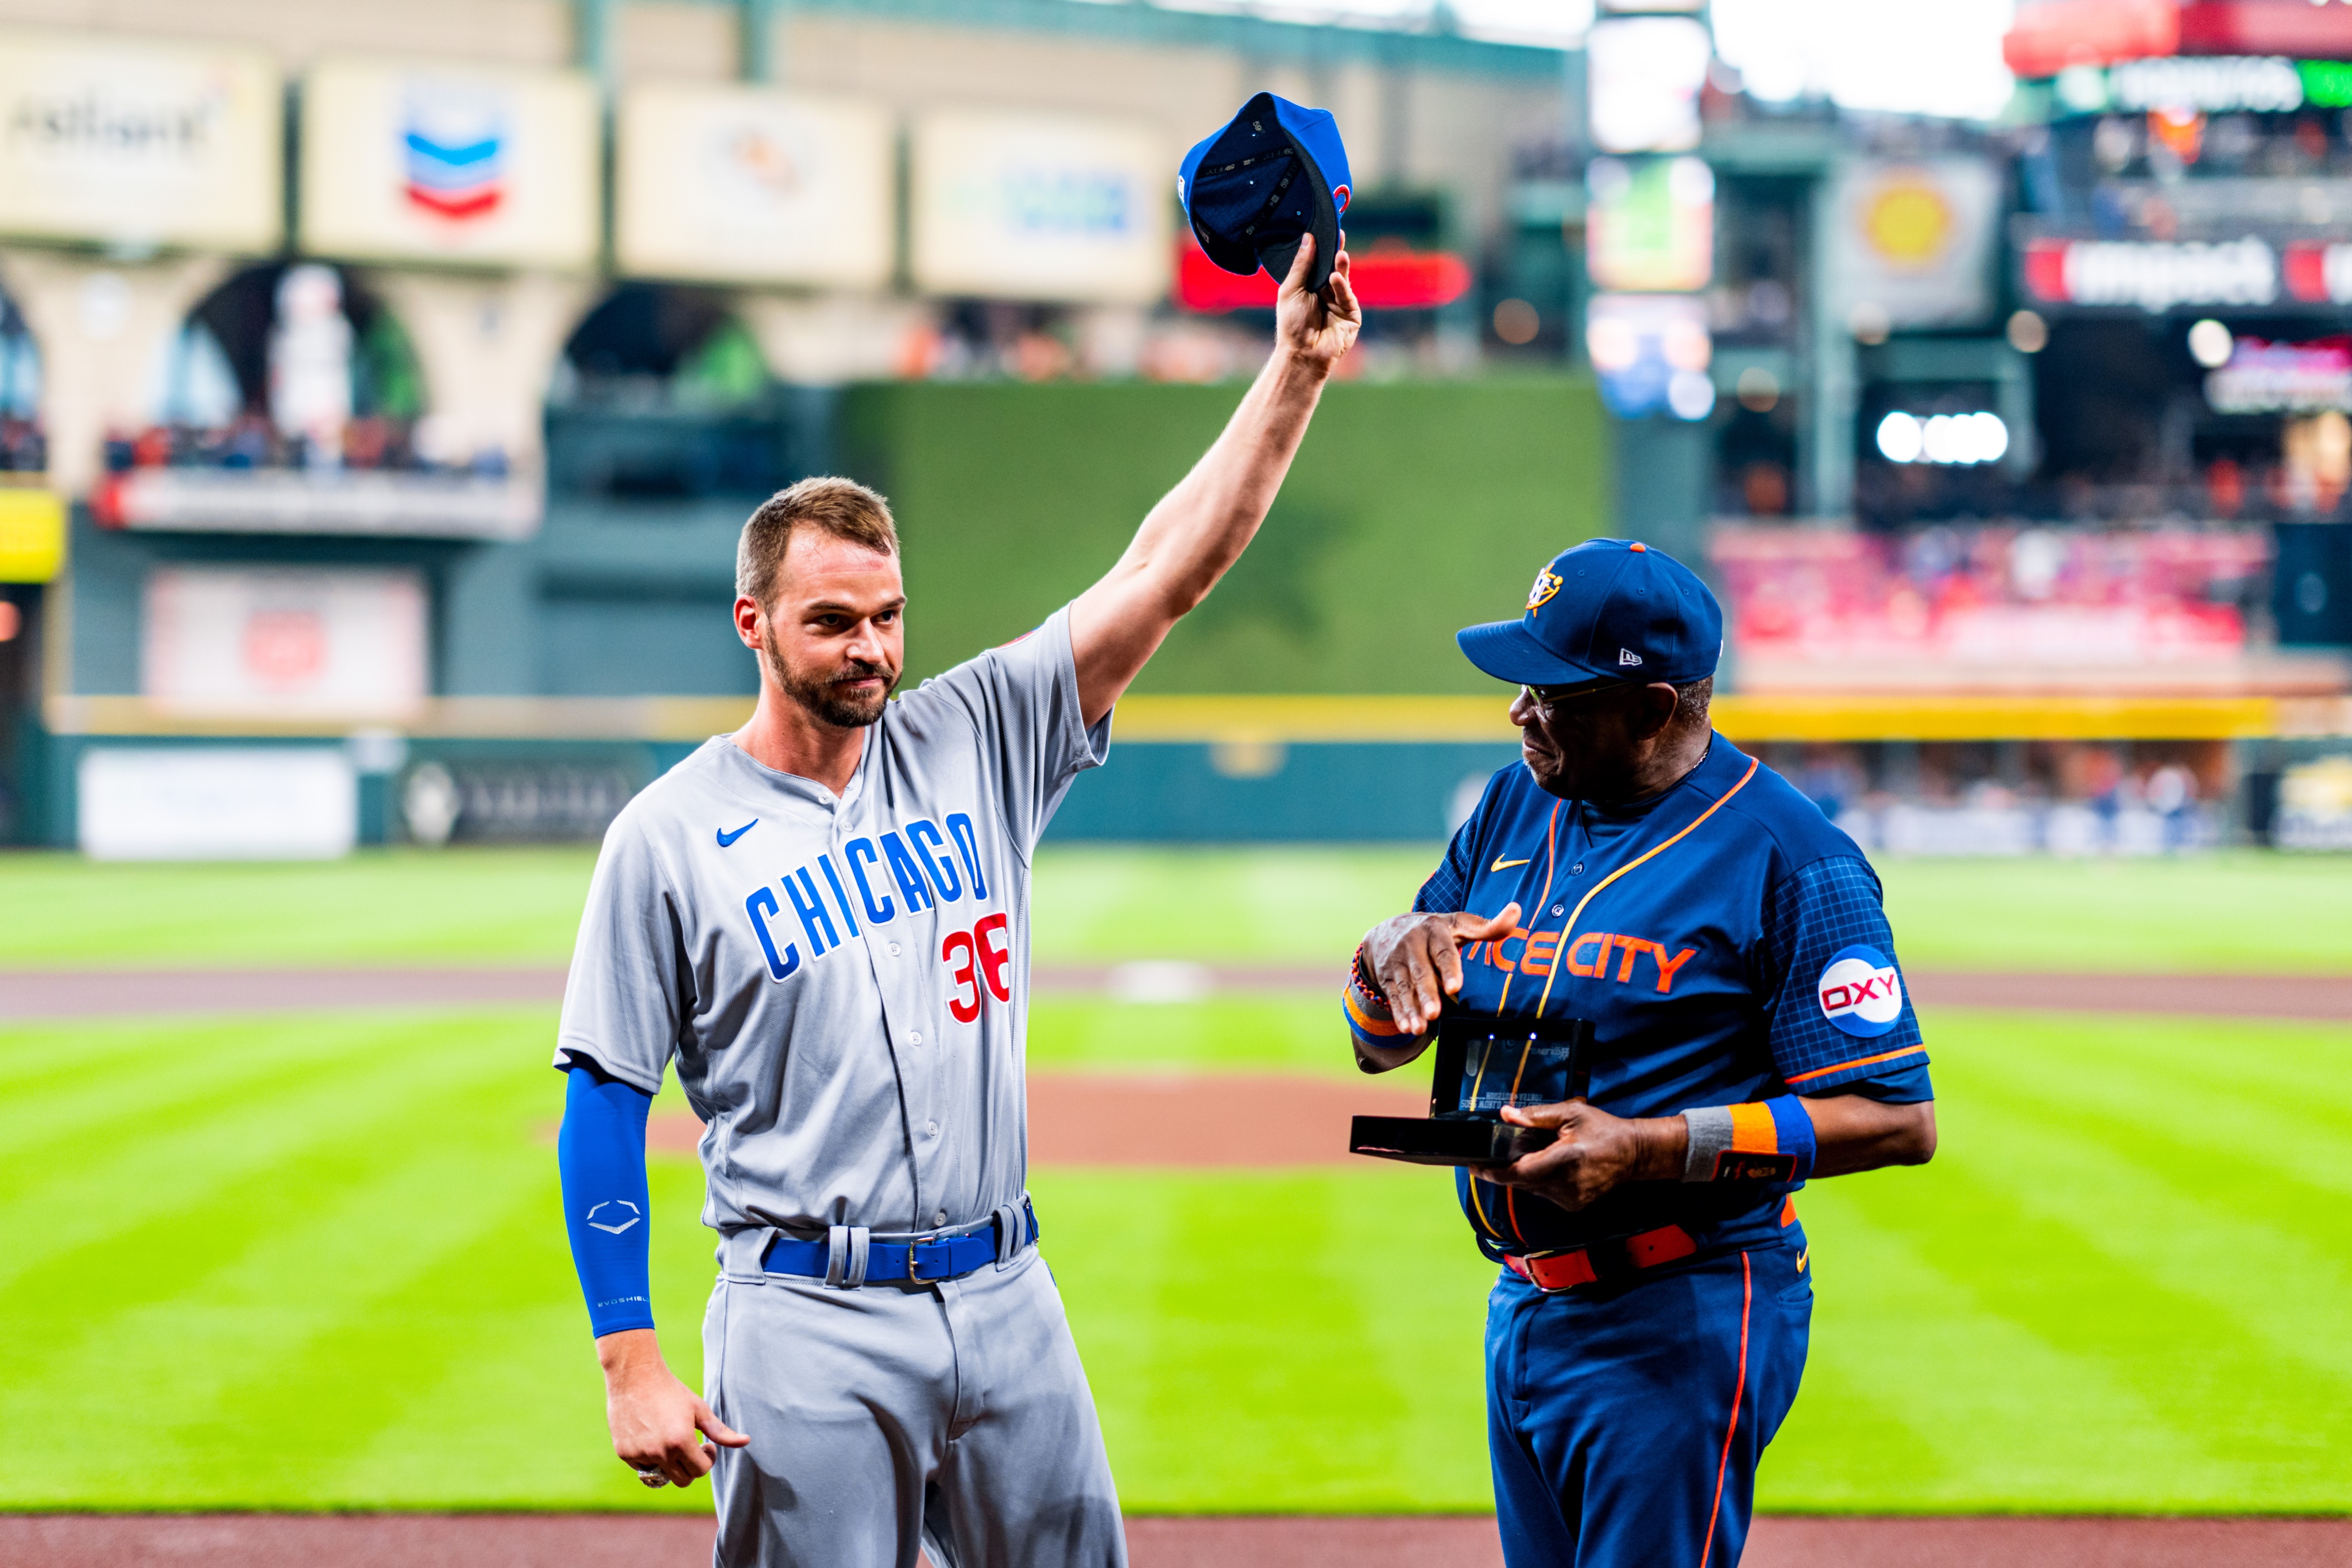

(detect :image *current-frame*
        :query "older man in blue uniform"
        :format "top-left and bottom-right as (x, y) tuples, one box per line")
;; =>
(1344, 539), (1938, 1568)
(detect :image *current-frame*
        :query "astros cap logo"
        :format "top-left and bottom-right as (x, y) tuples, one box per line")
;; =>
(1526, 567), (1563, 613)
(1817, 944), (1904, 1037)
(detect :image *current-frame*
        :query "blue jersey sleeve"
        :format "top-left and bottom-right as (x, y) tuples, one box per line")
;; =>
(1758, 856), (1932, 1101)
(557, 1061), (657, 1337)
(1413, 799), (1483, 915)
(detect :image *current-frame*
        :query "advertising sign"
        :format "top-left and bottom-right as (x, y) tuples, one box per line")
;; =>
(1176, 231), (1470, 311)
(0, 28), (280, 251)
(95, 469), (540, 540)
(2003, 0), (2181, 80)
(2285, 241), (2352, 305)
(1831, 160), (2001, 328)
(2206, 337), (2352, 413)
(0, 486), (62, 581)
(1585, 292), (1713, 420)
(910, 109), (1169, 304)
(2276, 755), (2352, 851)
(79, 747), (357, 860)
(1585, 157), (1713, 293)
(299, 58), (598, 269)
(617, 84), (893, 289)
(1587, 16), (1711, 154)
(2020, 237), (2277, 311)
(142, 566), (428, 721)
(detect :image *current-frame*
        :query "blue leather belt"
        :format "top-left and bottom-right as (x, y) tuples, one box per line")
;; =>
(760, 1197), (1039, 1286)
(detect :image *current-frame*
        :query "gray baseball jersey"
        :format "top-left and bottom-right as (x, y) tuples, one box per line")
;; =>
(554, 605), (1109, 1241)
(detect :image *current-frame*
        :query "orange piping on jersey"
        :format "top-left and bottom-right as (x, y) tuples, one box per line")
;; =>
(1481, 802), (1559, 1241)
(1466, 1037), (1504, 1238)
(1532, 756), (1760, 1020)
(1502, 1033), (1540, 1244)
(1696, 1252), (1754, 1568)
(1494, 803), (1561, 1016)
(1784, 1043), (1927, 1086)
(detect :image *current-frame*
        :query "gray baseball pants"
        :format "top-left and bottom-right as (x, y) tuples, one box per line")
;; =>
(702, 1244), (1127, 1568)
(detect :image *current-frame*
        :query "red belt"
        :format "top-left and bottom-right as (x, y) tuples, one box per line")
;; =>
(1504, 1199), (1797, 1294)
(1504, 1224), (1698, 1293)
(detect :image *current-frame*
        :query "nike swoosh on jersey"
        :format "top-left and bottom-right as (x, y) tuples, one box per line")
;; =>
(1490, 855), (1533, 872)
(717, 819), (758, 847)
(1795, 1246), (1809, 1273)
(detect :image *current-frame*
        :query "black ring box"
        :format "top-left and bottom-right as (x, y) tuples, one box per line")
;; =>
(1349, 1012), (1597, 1167)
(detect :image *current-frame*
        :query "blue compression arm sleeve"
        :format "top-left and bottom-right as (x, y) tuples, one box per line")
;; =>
(557, 1062), (656, 1338)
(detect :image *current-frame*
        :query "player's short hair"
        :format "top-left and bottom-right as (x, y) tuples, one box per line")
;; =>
(1673, 675), (1713, 730)
(736, 477), (900, 605)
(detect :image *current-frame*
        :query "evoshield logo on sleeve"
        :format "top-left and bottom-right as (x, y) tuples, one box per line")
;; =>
(586, 1200), (641, 1236)
(1817, 944), (1904, 1037)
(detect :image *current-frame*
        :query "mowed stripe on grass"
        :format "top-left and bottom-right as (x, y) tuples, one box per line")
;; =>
(7, 846), (2352, 975)
(0, 1000), (2345, 1512)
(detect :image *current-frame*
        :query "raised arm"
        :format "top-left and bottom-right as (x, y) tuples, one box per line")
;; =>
(1067, 232), (1361, 725)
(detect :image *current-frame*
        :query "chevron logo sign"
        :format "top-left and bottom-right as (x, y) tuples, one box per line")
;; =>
(401, 83), (508, 222)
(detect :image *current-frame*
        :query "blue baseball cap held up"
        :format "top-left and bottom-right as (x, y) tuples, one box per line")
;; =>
(1179, 91), (1352, 294)
(1457, 539), (1724, 689)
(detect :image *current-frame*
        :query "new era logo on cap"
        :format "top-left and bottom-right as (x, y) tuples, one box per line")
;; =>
(1619, 649), (1643, 667)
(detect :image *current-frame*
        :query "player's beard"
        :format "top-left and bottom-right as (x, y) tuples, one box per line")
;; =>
(769, 642), (900, 728)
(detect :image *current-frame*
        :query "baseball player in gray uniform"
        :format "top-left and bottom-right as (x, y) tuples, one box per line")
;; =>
(554, 232), (1360, 1568)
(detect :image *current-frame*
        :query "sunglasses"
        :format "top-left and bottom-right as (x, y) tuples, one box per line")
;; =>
(1518, 680), (1634, 718)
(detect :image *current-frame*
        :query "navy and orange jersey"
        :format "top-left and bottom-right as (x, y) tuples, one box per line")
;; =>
(1344, 734), (1933, 1259)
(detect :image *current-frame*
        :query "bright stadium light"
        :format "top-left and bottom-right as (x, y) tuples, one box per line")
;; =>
(1973, 411), (2010, 462)
(1922, 414), (1964, 463)
(1877, 410), (1924, 462)
(1668, 369), (1717, 420)
(2188, 318), (2235, 369)
(1881, 410), (2008, 464)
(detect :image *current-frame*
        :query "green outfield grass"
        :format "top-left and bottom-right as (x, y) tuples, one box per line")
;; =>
(1, 998), (2344, 1513)
(2, 844), (2349, 973)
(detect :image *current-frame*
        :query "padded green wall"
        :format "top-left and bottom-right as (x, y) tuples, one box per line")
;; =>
(840, 377), (1610, 693)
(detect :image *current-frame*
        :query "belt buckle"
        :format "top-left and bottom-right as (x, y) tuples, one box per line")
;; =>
(904, 1232), (953, 1281)
(1515, 1251), (1575, 1295)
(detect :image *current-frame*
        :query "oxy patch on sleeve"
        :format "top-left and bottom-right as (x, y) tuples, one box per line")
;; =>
(1817, 943), (1904, 1038)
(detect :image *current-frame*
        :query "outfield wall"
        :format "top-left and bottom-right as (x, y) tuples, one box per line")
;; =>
(842, 377), (1612, 692)
(21, 377), (1613, 847)
(27, 731), (1522, 851)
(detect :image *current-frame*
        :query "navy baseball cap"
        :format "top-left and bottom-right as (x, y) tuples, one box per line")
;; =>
(1179, 92), (1352, 295)
(1457, 539), (1723, 688)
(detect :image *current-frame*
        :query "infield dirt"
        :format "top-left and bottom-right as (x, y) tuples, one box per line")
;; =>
(9, 965), (2352, 1023)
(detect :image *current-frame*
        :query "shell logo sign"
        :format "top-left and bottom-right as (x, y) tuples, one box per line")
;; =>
(1860, 176), (1956, 272)
(1831, 159), (2001, 330)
